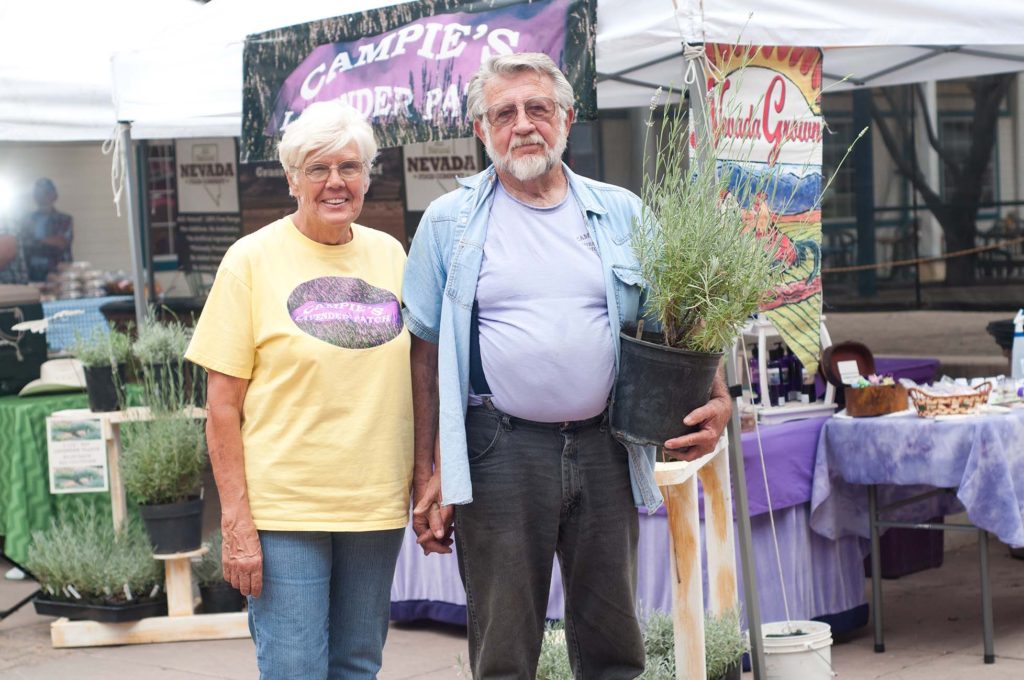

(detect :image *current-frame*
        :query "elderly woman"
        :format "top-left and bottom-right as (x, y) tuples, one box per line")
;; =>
(185, 100), (412, 679)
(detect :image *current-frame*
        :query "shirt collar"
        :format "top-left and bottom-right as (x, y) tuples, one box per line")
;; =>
(455, 163), (608, 216)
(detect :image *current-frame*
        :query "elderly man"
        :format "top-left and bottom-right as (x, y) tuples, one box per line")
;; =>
(403, 52), (731, 679)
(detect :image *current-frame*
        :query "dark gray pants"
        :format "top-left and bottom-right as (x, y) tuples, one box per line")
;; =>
(455, 405), (645, 680)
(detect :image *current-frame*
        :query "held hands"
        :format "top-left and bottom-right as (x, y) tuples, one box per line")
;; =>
(663, 393), (732, 461)
(221, 515), (263, 598)
(412, 470), (454, 556)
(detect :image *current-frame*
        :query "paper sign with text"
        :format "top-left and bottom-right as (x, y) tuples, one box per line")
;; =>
(47, 416), (108, 494)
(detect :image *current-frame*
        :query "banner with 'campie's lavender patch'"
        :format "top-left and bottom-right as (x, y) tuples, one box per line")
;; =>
(242, 0), (596, 162)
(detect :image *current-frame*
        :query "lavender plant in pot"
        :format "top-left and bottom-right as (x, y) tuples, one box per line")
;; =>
(610, 93), (780, 447)
(27, 503), (165, 623)
(120, 414), (207, 554)
(132, 316), (202, 411)
(71, 324), (132, 412)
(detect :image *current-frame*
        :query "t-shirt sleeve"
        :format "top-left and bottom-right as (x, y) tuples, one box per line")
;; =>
(185, 247), (255, 379)
(401, 210), (446, 343)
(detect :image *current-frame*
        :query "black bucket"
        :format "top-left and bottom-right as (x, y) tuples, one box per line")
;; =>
(139, 496), (203, 554)
(83, 364), (126, 412)
(199, 582), (246, 613)
(610, 330), (722, 447)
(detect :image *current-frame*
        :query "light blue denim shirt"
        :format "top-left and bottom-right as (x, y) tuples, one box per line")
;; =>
(403, 163), (663, 512)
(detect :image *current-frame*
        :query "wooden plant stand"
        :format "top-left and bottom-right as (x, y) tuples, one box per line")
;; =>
(655, 437), (740, 680)
(51, 545), (249, 648)
(47, 406), (249, 648)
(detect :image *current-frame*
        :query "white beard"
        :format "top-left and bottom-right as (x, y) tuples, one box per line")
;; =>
(484, 121), (567, 182)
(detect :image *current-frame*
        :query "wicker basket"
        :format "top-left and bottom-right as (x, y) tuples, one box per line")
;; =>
(907, 382), (992, 417)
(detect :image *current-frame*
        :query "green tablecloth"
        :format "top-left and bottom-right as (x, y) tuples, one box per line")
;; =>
(0, 392), (113, 565)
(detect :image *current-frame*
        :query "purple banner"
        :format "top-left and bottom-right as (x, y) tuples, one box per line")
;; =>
(242, 0), (596, 160)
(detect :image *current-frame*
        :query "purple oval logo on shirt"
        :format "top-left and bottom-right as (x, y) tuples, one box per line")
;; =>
(287, 277), (402, 349)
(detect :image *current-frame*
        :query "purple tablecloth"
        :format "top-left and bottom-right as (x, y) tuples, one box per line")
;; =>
(810, 409), (1024, 548)
(735, 417), (827, 517)
(392, 416), (867, 629)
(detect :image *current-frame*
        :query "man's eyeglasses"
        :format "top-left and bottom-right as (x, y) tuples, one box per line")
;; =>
(298, 160), (367, 183)
(484, 97), (559, 129)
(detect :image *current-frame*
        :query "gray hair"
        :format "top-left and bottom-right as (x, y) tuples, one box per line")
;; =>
(465, 53), (575, 121)
(277, 100), (378, 179)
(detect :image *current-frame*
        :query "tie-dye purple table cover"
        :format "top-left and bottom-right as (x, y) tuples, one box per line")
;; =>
(810, 409), (1024, 548)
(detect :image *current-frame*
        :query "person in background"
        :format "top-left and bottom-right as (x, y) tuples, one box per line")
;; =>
(185, 100), (413, 680)
(21, 178), (73, 282)
(403, 53), (730, 679)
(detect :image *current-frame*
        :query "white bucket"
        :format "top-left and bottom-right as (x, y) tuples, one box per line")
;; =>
(761, 620), (835, 679)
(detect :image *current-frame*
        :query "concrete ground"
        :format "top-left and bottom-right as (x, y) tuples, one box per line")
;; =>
(3, 539), (1024, 679)
(1, 310), (1021, 679)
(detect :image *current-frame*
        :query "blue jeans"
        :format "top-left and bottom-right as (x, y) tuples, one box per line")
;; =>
(247, 529), (405, 680)
(455, 405), (645, 680)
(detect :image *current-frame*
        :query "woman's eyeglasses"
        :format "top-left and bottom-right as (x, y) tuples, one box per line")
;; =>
(484, 97), (558, 129)
(298, 161), (366, 183)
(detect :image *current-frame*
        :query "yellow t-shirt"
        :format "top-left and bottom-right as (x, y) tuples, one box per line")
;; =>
(185, 218), (413, 531)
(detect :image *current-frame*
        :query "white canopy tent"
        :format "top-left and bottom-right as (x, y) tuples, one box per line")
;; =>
(110, 0), (1024, 133)
(0, 0), (202, 141)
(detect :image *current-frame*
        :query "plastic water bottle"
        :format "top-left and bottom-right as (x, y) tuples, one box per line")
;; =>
(1012, 309), (1024, 382)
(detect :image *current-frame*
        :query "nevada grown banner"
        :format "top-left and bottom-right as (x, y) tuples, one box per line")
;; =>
(242, 0), (596, 161)
(701, 44), (825, 375)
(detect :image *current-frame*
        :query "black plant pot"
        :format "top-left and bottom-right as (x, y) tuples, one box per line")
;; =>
(139, 496), (204, 554)
(33, 594), (167, 623)
(83, 363), (127, 412)
(711, 660), (742, 680)
(199, 582), (246, 613)
(610, 330), (723, 447)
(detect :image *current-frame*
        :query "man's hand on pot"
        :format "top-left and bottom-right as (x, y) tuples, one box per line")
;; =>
(663, 393), (731, 460)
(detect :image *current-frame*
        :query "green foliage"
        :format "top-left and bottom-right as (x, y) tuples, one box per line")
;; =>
(132, 316), (192, 366)
(536, 609), (746, 680)
(25, 501), (162, 604)
(132, 314), (203, 413)
(120, 415), (206, 505)
(193, 529), (225, 586)
(702, 609), (747, 679)
(70, 324), (133, 368)
(634, 92), (781, 354)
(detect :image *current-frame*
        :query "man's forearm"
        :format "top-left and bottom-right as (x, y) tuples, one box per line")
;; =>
(411, 336), (440, 483)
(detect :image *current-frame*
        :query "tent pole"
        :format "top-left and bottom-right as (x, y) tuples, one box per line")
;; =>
(685, 43), (767, 680)
(118, 121), (147, 329)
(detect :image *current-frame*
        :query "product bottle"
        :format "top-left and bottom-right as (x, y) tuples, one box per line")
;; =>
(1012, 309), (1024, 382)
(747, 346), (760, 404)
(786, 348), (804, 401)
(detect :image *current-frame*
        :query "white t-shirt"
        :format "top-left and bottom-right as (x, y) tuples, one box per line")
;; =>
(474, 182), (615, 422)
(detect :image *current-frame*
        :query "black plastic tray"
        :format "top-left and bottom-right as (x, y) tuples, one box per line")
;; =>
(33, 595), (167, 623)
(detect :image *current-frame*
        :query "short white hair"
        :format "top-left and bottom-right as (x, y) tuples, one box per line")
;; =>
(277, 100), (378, 178)
(465, 53), (575, 121)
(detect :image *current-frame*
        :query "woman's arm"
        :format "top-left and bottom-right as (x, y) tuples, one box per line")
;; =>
(206, 369), (263, 597)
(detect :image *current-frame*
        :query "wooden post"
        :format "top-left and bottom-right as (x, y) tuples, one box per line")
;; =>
(699, 446), (738, 616)
(662, 475), (707, 680)
(106, 422), (126, 533)
(655, 437), (739, 680)
(155, 546), (207, 617)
